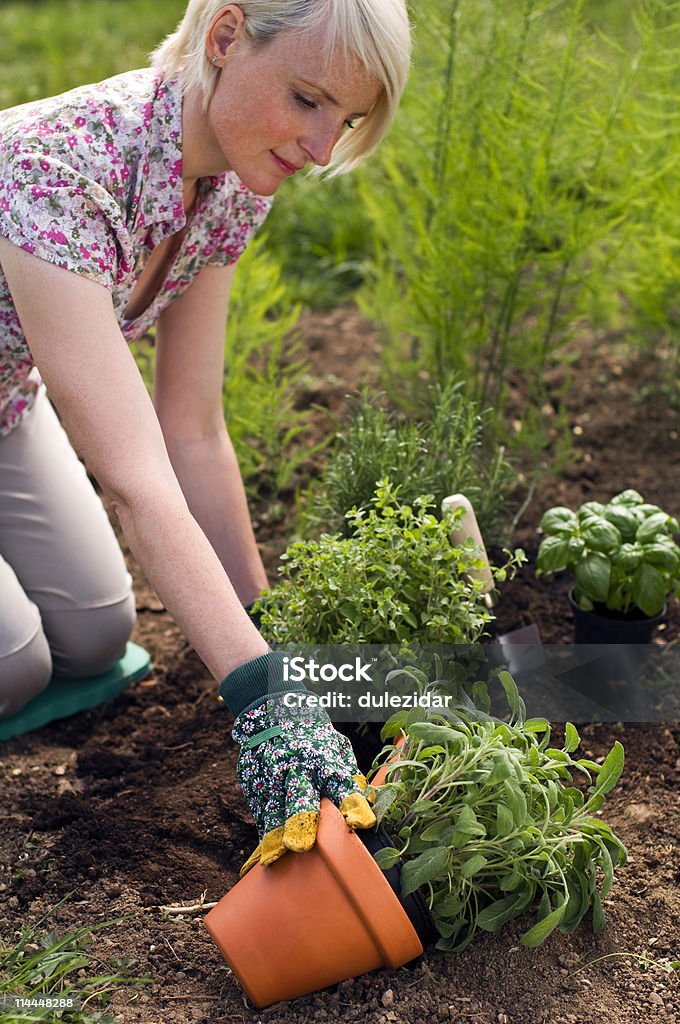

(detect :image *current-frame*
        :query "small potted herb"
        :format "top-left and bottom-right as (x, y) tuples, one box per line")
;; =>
(536, 489), (680, 643)
(255, 479), (525, 646)
(370, 671), (627, 952)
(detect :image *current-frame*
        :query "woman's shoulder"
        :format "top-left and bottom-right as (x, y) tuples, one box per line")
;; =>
(0, 68), (172, 153)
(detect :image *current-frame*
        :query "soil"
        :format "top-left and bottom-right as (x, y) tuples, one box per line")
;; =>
(2, 308), (679, 1024)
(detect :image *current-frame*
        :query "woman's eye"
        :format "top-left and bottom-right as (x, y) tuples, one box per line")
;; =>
(293, 92), (317, 111)
(344, 118), (357, 130)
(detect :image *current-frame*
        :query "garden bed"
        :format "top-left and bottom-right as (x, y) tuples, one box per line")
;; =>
(1, 308), (679, 1024)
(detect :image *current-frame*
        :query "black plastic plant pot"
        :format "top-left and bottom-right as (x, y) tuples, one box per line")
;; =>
(568, 587), (665, 705)
(358, 822), (438, 947)
(569, 587), (665, 646)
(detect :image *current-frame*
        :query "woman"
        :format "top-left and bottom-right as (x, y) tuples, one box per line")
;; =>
(0, 0), (411, 871)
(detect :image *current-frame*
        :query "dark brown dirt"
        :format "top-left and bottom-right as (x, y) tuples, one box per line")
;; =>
(1, 310), (679, 1024)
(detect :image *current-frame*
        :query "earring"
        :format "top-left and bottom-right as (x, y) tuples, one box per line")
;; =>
(211, 55), (219, 64)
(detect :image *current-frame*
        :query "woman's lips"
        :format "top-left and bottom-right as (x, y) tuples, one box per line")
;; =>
(271, 151), (301, 175)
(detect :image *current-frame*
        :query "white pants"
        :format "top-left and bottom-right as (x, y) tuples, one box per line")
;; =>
(0, 386), (136, 718)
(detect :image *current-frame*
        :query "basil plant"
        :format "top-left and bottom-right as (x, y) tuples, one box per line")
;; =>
(536, 489), (680, 616)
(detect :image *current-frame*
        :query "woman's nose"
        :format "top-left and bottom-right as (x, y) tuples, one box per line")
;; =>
(302, 124), (341, 167)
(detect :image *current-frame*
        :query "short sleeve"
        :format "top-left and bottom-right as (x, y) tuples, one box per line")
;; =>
(0, 148), (134, 290)
(200, 175), (273, 268)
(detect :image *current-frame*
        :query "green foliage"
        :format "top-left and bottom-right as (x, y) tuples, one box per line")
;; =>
(537, 489), (680, 616)
(257, 480), (525, 644)
(373, 673), (627, 952)
(597, 3), (680, 370)
(0, 896), (150, 1023)
(263, 172), (374, 309)
(356, 0), (680, 448)
(300, 378), (519, 546)
(0, 0), (185, 109)
(222, 235), (322, 497)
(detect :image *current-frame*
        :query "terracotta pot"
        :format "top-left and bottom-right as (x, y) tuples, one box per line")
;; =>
(204, 798), (425, 1008)
(370, 731), (407, 787)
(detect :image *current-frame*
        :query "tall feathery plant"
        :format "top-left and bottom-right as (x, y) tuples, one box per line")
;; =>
(358, 0), (656, 451)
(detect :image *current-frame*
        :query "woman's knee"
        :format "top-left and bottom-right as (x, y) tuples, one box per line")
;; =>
(44, 591), (137, 679)
(0, 629), (53, 719)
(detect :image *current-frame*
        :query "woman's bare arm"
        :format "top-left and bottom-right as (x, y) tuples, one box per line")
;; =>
(154, 262), (269, 605)
(0, 238), (268, 681)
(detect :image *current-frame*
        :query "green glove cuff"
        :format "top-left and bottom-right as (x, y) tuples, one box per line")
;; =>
(219, 651), (308, 718)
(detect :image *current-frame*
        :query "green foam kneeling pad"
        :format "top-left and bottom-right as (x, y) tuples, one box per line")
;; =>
(0, 642), (152, 741)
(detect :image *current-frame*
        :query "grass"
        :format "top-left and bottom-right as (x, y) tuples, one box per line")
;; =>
(0, 895), (150, 1023)
(0, 0), (185, 109)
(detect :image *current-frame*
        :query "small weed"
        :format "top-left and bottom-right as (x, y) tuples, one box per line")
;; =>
(563, 950), (680, 989)
(0, 894), (151, 1023)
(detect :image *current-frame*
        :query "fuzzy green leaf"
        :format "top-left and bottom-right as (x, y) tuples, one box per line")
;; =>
(594, 741), (625, 797)
(476, 894), (525, 932)
(461, 854), (488, 878)
(373, 847), (402, 870)
(524, 718), (550, 734)
(400, 846), (450, 897)
(503, 779), (528, 827)
(520, 901), (567, 947)
(564, 723), (580, 753)
(591, 889), (606, 934)
(496, 804), (515, 838)
(498, 670), (523, 720)
(487, 752), (514, 784)
(454, 805), (487, 837)
(407, 722), (466, 746)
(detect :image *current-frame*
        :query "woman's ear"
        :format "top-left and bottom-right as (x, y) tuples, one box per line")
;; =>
(206, 3), (246, 64)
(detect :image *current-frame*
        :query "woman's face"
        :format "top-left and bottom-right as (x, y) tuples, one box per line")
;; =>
(205, 21), (381, 195)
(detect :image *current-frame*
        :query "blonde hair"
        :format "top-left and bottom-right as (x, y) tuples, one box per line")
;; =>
(150, 0), (411, 173)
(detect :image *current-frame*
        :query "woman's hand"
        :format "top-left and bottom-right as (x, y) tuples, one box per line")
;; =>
(221, 652), (376, 877)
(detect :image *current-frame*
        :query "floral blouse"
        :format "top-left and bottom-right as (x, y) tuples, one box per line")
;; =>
(0, 68), (272, 437)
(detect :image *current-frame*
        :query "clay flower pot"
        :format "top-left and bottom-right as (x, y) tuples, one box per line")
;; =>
(204, 797), (427, 1008)
(370, 731), (407, 787)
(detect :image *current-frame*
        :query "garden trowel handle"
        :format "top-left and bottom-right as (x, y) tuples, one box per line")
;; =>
(441, 494), (495, 608)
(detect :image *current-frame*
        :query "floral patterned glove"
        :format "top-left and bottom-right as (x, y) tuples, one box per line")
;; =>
(220, 652), (376, 877)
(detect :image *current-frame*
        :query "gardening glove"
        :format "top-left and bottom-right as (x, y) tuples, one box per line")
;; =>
(220, 651), (376, 877)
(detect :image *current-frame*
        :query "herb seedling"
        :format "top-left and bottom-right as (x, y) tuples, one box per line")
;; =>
(257, 480), (525, 645)
(372, 670), (627, 952)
